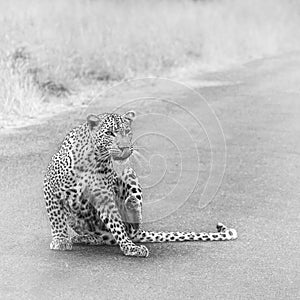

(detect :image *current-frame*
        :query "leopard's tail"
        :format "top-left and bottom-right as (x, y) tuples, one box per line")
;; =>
(131, 223), (237, 243)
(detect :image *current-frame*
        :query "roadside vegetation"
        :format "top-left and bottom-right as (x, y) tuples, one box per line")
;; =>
(1, 0), (300, 124)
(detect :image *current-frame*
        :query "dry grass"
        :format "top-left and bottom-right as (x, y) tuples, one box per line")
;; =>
(1, 0), (300, 121)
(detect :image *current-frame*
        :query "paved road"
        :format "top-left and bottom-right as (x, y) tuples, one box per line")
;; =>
(1, 54), (300, 299)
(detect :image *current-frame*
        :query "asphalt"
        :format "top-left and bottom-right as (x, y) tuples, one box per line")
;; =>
(0, 53), (299, 299)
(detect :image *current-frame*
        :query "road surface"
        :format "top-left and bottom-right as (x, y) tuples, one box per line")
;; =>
(0, 54), (299, 299)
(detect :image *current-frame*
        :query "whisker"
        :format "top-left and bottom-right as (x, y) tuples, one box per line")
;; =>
(97, 150), (111, 160)
(132, 149), (149, 166)
(133, 149), (146, 159)
(132, 151), (146, 168)
(132, 147), (150, 156)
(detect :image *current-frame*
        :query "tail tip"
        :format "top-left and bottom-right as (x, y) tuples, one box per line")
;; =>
(228, 228), (238, 240)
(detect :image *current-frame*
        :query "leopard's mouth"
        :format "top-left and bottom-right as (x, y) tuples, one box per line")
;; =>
(111, 147), (132, 161)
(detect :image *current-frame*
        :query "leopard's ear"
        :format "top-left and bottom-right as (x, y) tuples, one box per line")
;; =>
(87, 114), (100, 130)
(122, 110), (136, 124)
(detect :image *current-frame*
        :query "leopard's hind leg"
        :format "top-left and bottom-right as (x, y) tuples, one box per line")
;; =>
(70, 167), (143, 247)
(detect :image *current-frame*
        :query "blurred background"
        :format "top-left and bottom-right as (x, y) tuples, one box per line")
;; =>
(1, 3), (300, 298)
(1, 0), (300, 123)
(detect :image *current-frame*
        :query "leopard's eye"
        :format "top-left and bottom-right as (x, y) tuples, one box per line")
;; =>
(107, 131), (115, 137)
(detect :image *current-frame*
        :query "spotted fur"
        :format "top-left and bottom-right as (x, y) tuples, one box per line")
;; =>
(44, 110), (237, 257)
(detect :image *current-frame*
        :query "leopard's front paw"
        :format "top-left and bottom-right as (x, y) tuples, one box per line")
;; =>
(50, 238), (72, 251)
(123, 244), (149, 258)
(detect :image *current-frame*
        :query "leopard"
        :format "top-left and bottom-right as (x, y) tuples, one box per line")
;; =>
(44, 110), (237, 257)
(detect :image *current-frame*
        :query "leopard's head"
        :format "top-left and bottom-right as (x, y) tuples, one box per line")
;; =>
(87, 111), (136, 161)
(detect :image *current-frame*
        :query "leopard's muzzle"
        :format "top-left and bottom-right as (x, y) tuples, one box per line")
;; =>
(111, 146), (133, 161)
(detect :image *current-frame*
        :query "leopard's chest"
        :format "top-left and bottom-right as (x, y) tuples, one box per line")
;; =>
(63, 164), (119, 234)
